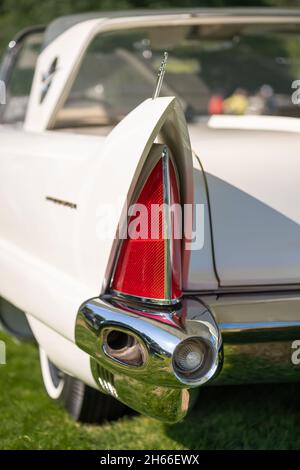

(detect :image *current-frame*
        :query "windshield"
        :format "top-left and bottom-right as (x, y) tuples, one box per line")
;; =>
(55, 22), (300, 128)
(1, 32), (43, 125)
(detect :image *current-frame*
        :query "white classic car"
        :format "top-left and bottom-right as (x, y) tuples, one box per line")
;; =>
(1, 8), (300, 424)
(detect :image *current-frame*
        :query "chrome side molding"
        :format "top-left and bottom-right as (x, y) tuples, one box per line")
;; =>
(216, 320), (300, 385)
(75, 296), (222, 423)
(198, 293), (300, 385)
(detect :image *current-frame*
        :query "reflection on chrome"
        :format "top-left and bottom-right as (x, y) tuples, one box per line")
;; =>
(75, 297), (221, 422)
(75, 294), (300, 422)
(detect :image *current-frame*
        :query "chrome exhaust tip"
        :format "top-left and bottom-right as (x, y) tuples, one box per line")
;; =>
(75, 296), (222, 422)
(102, 327), (147, 367)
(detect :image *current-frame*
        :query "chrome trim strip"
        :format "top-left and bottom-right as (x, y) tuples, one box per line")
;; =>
(220, 321), (300, 331)
(45, 196), (77, 209)
(186, 285), (300, 296)
(216, 319), (300, 385)
(162, 146), (172, 301)
(110, 289), (180, 307)
(196, 292), (300, 385)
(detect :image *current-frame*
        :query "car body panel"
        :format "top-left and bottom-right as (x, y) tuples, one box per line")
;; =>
(28, 314), (96, 387)
(1, 10), (300, 422)
(186, 154), (218, 290)
(189, 121), (300, 286)
(0, 95), (194, 341)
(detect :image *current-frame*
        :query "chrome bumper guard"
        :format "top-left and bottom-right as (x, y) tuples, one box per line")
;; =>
(75, 295), (300, 423)
(75, 296), (222, 423)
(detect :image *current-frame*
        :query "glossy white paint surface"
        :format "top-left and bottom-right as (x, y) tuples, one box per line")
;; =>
(209, 114), (300, 134)
(186, 155), (218, 290)
(28, 315), (96, 388)
(2, 14), (300, 387)
(0, 96), (194, 343)
(189, 124), (300, 286)
(0, 128), (104, 340)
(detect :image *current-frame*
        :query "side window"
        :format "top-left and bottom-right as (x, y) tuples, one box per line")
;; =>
(0, 31), (43, 125)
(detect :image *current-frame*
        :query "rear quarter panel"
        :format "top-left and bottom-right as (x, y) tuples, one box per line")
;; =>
(189, 124), (300, 286)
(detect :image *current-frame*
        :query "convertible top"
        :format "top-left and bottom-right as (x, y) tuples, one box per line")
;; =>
(43, 7), (300, 48)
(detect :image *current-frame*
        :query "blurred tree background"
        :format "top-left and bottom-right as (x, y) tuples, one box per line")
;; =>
(0, 0), (299, 52)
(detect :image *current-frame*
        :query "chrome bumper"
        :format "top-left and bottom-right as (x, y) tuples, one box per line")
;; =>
(75, 294), (300, 423)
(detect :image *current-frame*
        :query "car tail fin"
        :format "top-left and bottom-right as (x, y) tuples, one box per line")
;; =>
(111, 144), (182, 306)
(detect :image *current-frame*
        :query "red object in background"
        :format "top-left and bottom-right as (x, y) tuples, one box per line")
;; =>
(208, 95), (224, 115)
(112, 156), (182, 303)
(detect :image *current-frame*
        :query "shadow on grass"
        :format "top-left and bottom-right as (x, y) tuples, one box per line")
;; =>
(165, 383), (300, 450)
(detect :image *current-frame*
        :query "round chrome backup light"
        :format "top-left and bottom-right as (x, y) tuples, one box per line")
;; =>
(173, 337), (215, 384)
(174, 341), (205, 373)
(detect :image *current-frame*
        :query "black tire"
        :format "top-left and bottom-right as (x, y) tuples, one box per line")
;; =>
(39, 347), (127, 423)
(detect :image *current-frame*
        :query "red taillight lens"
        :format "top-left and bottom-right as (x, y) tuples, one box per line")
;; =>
(111, 148), (182, 304)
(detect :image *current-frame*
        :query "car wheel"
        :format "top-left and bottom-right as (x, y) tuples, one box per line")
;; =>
(39, 347), (127, 423)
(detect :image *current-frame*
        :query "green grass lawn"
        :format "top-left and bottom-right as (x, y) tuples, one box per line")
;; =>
(0, 330), (300, 450)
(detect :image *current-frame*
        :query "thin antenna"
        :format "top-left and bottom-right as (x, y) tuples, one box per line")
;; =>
(152, 51), (168, 99)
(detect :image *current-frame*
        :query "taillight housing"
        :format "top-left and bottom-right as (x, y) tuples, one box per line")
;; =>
(111, 145), (182, 305)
